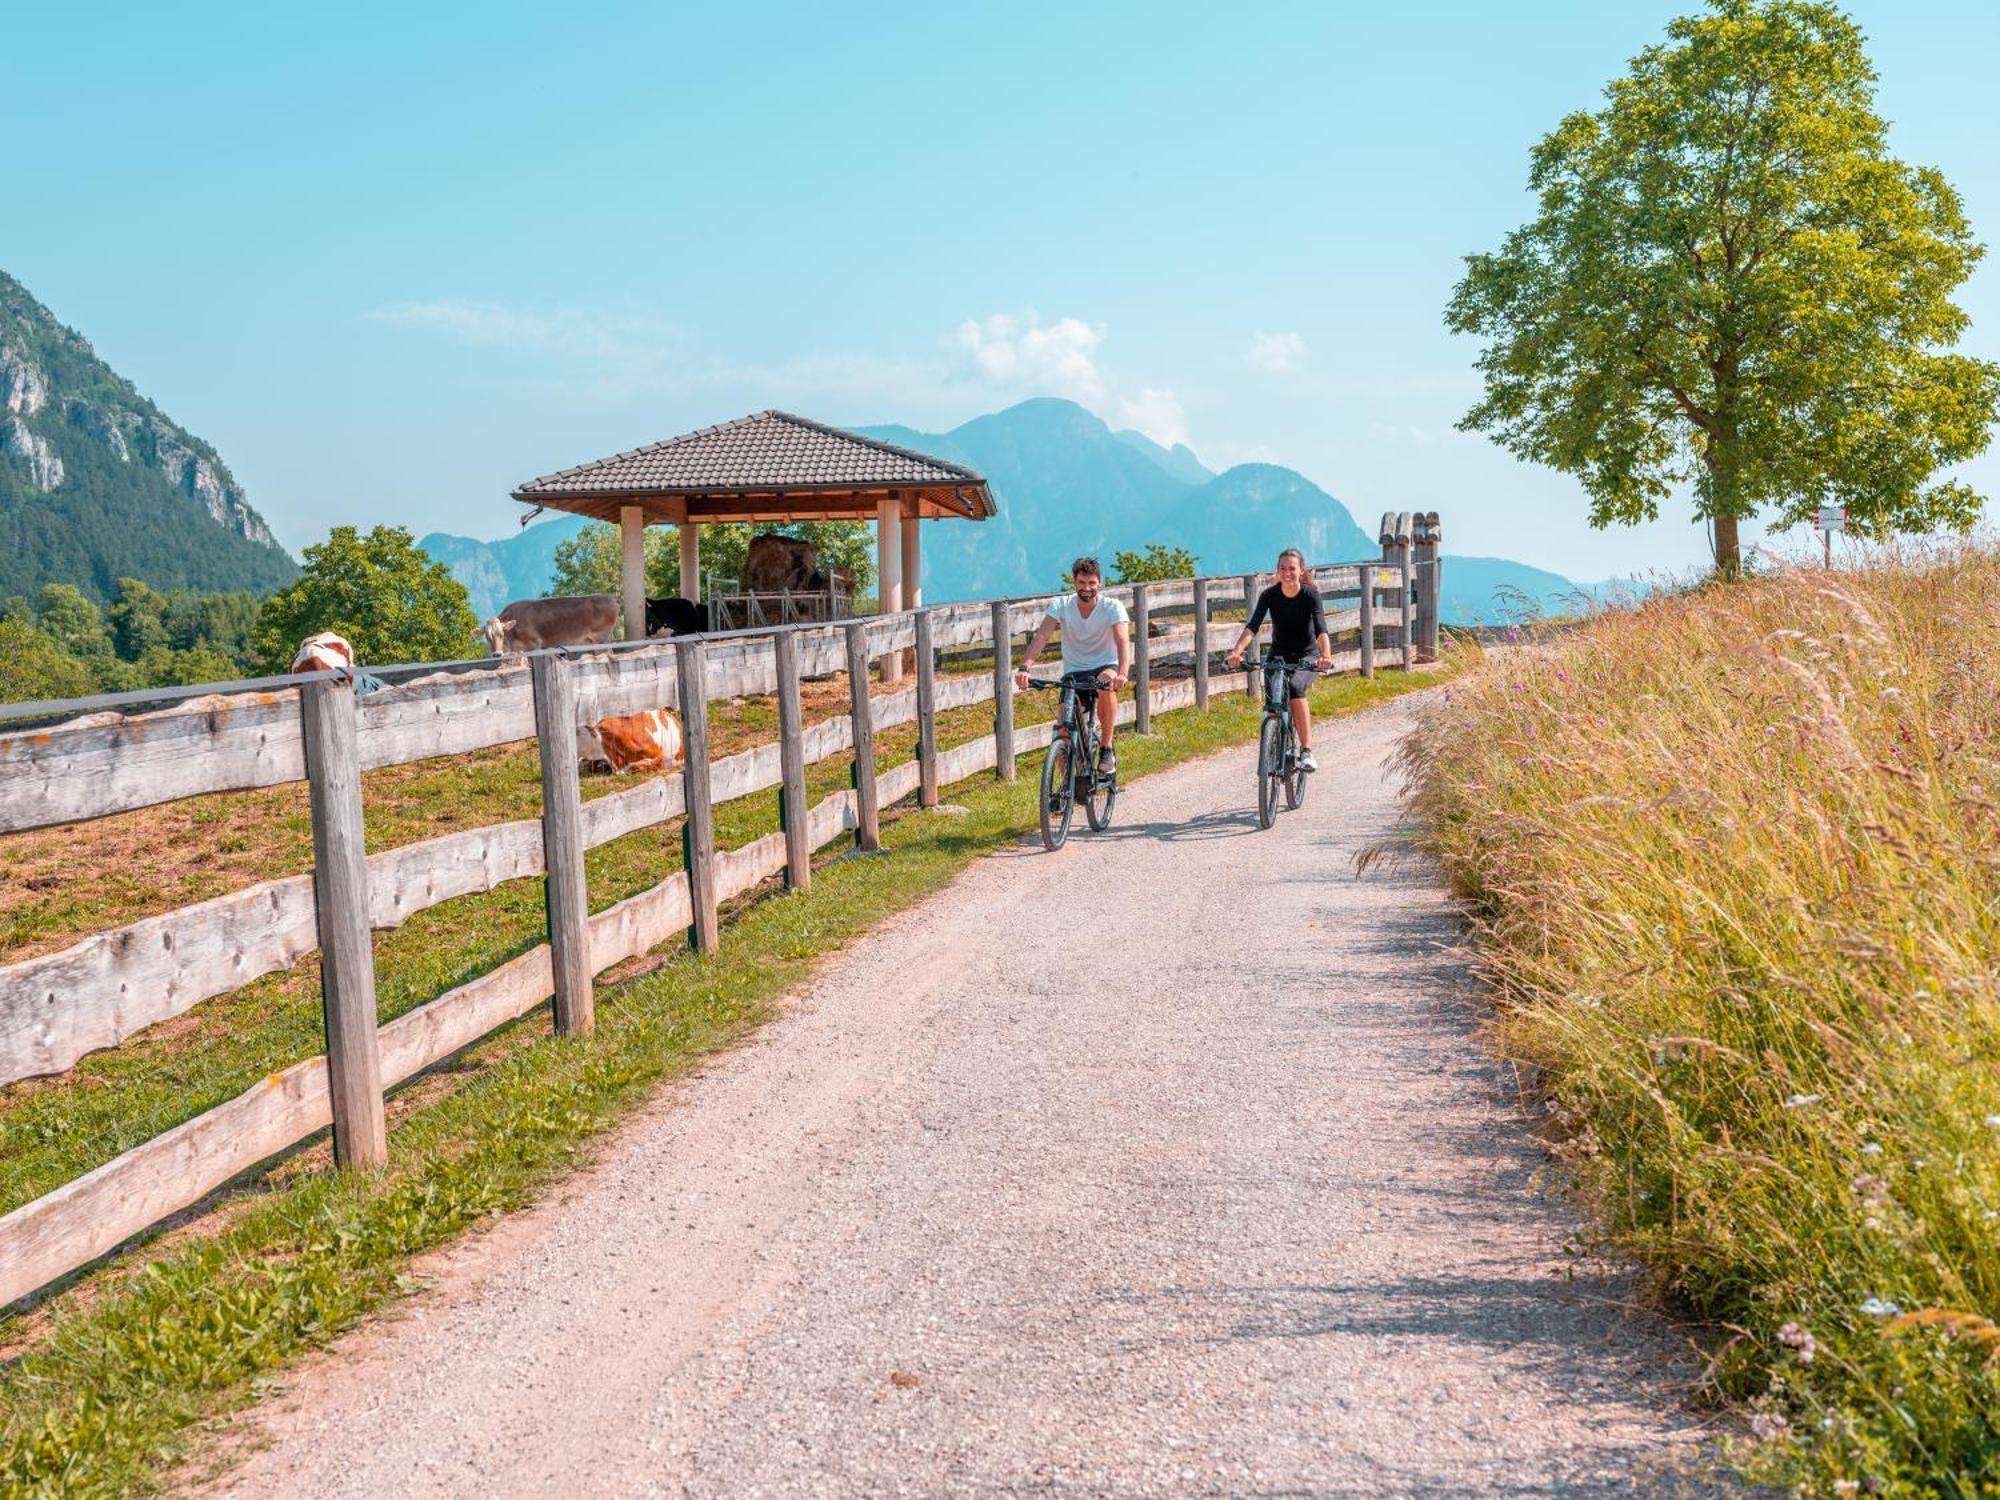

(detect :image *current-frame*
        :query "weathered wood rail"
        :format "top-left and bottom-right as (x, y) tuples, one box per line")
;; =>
(0, 546), (1432, 1307)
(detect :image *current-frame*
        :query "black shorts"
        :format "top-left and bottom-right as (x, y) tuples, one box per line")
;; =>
(1265, 660), (1317, 705)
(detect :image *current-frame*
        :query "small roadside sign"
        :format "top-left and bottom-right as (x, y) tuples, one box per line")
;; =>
(1817, 505), (1847, 532)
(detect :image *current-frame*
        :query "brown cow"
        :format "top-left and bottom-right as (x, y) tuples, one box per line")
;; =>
(290, 632), (355, 673)
(577, 708), (685, 775)
(483, 594), (620, 656)
(742, 535), (820, 594)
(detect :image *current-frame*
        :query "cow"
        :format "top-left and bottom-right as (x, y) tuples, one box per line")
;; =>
(577, 708), (685, 775)
(291, 632), (355, 674)
(644, 596), (709, 638)
(483, 594), (620, 656)
(742, 534), (820, 595)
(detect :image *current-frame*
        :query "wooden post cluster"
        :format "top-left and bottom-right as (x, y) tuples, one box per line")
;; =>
(1132, 584), (1151, 734)
(530, 652), (593, 1035)
(676, 639), (720, 954)
(774, 628), (811, 892)
(1412, 512), (1441, 660)
(844, 621), (881, 850)
(1192, 578), (1210, 708)
(991, 600), (1016, 781)
(298, 678), (387, 1169)
(915, 609), (939, 807)
(1378, 511), (1415, 670)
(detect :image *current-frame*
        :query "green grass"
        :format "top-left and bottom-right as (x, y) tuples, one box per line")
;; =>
(1401, 546), (2000, 1495)
(0, 667), (1432, 1497)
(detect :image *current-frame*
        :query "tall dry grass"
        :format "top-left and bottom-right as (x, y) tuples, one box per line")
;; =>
(1402, 545), (2000, 1494)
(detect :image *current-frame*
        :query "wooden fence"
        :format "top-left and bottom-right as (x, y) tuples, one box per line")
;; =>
(0, 546), (1437, 1307)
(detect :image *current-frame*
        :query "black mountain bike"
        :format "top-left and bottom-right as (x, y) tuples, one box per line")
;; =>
(1025, 670), (1119, 850)
(1251, 657), (1314, 829)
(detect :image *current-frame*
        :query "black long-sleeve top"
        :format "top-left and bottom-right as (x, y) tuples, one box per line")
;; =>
(1245, 584), (1328, 661)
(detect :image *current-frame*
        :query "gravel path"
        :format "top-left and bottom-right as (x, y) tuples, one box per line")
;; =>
(200, 694), (1709, 1498)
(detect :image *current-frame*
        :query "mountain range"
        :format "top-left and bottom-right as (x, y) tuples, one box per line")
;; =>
(424, 398), (1594, 624)
(0, 271), (297, 602)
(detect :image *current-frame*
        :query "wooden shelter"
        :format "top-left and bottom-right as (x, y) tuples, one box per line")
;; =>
(512, 411), (994, 680)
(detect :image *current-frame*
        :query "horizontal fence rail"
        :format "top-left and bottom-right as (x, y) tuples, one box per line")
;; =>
(0, 546), (1434, 1307)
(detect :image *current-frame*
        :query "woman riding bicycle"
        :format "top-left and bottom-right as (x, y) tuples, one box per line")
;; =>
(1225, 548), (1335, 772)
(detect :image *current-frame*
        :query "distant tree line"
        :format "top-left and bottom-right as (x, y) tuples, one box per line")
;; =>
(0, 525), (480, 707)
(549, 521), (877, 602)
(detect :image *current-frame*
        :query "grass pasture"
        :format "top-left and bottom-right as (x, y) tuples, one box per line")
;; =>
(1401, 546), (2000, 1494)
(0, 664), (1434, 1496)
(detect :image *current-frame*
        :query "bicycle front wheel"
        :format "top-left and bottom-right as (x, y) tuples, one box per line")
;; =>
(1040, 736), (1076, 850)
(1256, 716), (1281, 829)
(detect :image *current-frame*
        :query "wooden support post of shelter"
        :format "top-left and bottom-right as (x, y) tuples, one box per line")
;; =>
(299, 678), (387, 1169)
(1192, 578), (1210, 708)
(774, 627), (811, 892)
(844, 621), (881, 850)
(876, 497), (904, 685)
(915, 609), (939, 808)
(619, 506), (647, 640)
(530, 650), (593, 1035)
(1132, 583), (1152, 734)
(991, 599), (1016, 780)
(676, 640), (720, 954)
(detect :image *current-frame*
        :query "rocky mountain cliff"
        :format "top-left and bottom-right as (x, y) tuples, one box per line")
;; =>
(0, 270), (296, 601)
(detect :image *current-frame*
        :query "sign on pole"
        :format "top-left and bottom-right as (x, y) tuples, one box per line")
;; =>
(1817, 505), (1846, 568)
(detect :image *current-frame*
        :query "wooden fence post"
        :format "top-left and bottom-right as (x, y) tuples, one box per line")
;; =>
(530, 651), (593, 1036)
(915, 609), (939, 808)
(299, 678), (387, 1170)
(1358, 565), (1376, 679)
(844, 621), (881, 850)
(1132, 583), (1151, 734)
(1192, 577), (1210, 709)
(1400, 549), (1415, 670)
(1415, 512), (1442, 659)
(774, 627), (810, 893)
(675, 639), (719, 954)
(991, 600), (1016, 781)
(1241, 572), (1260, 693)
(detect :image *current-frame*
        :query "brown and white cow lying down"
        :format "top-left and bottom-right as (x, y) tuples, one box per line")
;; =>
(483, 594), (620, 656)
(577, 708), (685, 775)
(290, 632), (356, 673)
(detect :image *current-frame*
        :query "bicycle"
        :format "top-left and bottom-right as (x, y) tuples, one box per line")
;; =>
(1247, 657), (1316, 829)
(1023, 669), (1119, 850)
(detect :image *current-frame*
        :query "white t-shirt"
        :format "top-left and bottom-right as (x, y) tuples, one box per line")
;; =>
(1046, 592), (1130, 673)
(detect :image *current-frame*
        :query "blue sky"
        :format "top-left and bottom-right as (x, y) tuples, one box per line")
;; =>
(7, 0), (1997, 582)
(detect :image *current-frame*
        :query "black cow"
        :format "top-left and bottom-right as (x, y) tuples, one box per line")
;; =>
(645, 597), (709, 638)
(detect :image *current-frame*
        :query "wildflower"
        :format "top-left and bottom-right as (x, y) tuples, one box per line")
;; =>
(1832, 1483), (1859, 1497)
(1859, 1296), (1901, 1319)
(1861, 1142), (1883, 1156)
(1749, 1411), (1791, 1442)
(1985, 1115), (2000, 1130)
(1851, 1174), (1890, 1209)
(1784, 1093), (1823, 1109)
(1778, 1322), (1817, 1364)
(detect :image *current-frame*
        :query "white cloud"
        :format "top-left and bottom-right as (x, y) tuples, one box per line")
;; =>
(954, 312), (1107, 403)
(1116, 387), (1190, 450)
(1247, 331), (1306, 376)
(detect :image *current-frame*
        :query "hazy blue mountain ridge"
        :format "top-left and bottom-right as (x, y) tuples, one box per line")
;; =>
(421, 396), (1592, 624)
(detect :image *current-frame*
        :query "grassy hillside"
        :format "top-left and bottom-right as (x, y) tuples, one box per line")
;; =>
(1402, 547), (2000, 1493)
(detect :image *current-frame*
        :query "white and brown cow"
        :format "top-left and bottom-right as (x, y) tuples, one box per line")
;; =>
(290, 632), (356, 674)
(483, 594), (621, 656)
(577, 708), (685, 775)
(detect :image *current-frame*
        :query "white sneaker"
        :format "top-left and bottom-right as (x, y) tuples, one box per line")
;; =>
(1299, 748), (1318, 772)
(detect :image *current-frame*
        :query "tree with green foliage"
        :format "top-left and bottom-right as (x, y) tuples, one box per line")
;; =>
(251, 525), (479, 672)
(1112, 543), (1199, 584)
(0, 619), (93, 706)
(1446, 0), (2000, 575)
(549, 523), (679, 597)
(32, 583), (114, 662)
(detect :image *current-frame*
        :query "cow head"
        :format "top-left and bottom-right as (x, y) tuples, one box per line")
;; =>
(483, 617), (516, 657)
(291, 632), (356, 674)
(575, 723), (612, 774)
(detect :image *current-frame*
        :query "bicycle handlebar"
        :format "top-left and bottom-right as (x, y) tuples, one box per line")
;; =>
(1022, 670), (1116, 691)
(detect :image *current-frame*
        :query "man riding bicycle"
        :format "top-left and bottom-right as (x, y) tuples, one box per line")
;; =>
(1226, 548), (1334, 772)
(1014, 555), (1132, 777)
